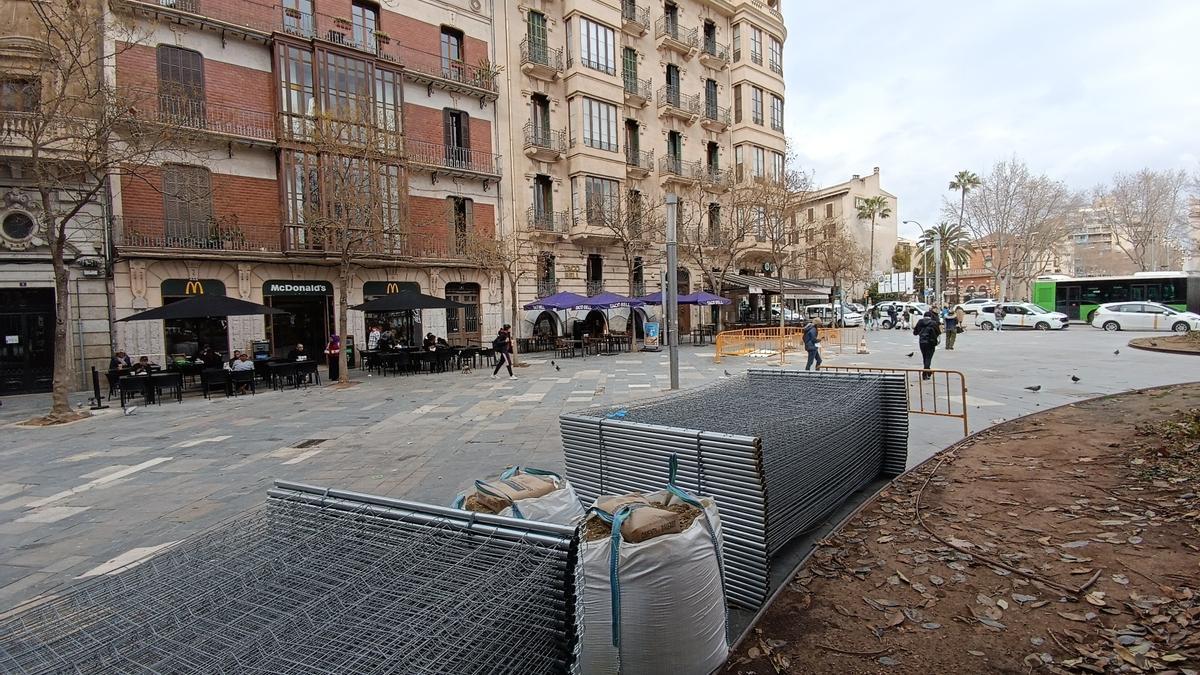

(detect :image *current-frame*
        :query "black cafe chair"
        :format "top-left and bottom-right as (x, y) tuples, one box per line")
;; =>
(230, 369), (256, 396)
(201, 368), (231, 399)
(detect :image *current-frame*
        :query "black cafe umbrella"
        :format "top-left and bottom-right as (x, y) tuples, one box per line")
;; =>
(352, 290), (466, 312)
(117, 294), (289, 321)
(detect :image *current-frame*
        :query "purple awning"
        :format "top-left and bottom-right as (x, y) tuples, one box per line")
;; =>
(572, 292), (645, 310)
(679, 291), (732, 306)
(523, 291), (590, 311)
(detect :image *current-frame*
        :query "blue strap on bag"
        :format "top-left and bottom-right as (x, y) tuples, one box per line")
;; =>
(473, 479), (526, 519)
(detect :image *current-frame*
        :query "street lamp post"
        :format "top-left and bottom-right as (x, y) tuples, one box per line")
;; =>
(933, 231), (943, 308)
(666, 193), (680, 390)
(902, 220), (922, 300)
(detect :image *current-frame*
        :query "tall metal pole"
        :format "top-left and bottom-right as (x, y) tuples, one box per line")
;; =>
(665, 193), (680, 390)
(934, 232), (943, 308)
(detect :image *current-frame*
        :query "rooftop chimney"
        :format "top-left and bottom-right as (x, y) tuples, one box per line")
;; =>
(873, 166), (879, 174)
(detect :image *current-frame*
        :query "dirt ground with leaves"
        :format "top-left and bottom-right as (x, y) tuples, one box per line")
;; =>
(1129, 334), (1200, 356)
(724, 384), (1200, 674)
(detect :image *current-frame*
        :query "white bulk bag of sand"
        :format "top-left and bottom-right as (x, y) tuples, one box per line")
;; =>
(577, 481), (728, 675)
(452, 466), (586, 526)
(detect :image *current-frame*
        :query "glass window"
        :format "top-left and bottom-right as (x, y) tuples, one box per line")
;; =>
(752, 146), (765, 177)
(751, 87), (763, 124)
(732, 24), (741, 61)
(0, 77), (40, 112)
(584, 176), (619, 222)
(322, 52), (370, 119)
(733, 84), (742, 122)
(162, 164), (213, 243)
(582, 97), (618, 151)
(750, 26), (762, 64)
(278, 45), (315, 138)
(351, 1), (378, 49)
(374, 68), (401, 135)
(579, 17), (616, 75)
(770, 95), (783, 130)
(769, 36), (783, 72)
(770, 151), (783, 179)
(441, 27), (464, 63)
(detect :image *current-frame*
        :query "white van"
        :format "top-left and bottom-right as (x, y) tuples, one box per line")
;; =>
(805, 303), (863, 327)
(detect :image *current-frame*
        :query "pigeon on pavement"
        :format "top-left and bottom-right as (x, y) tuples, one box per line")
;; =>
(1025, 385), (1042, 392)
(906, 352), (914, 358)
(551, 360), (555, 366)
(1114, 349), (1120, 355)
(555, 365), (561, 372)
(723, 369), (731, 377)
(1070, 375), (1080, 382)
(123, 406), (137, 416)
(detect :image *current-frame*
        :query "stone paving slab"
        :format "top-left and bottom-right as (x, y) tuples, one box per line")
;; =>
(0, 329), (1196, 610)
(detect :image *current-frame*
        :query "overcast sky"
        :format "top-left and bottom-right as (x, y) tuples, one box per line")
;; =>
(780, 0), (1200, 240)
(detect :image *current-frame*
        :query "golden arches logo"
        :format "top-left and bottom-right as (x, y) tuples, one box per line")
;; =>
(184, 280), (205, 295)
(385, 282), (401, 294)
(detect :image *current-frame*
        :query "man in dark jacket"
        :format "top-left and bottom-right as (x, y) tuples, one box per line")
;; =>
(913, 310), (942, 380)
(491, 325), (516, 380)
(803, 318), (822, 371)
(887, 306), (898, 329)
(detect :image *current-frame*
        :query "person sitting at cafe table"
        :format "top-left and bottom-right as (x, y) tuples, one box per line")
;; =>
(109, 350), (132, 371)
(131, 355), (157, 374)
(199, 345), (223, 369)
(287, 343), (309, 362)
(231, 353), (255, 393)
(423, 333), (438, 350)
(229, 349), (243, 367)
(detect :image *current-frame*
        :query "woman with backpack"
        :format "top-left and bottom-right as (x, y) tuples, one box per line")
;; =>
(491, 325), (517, 380)
(913, 310), (942, 380)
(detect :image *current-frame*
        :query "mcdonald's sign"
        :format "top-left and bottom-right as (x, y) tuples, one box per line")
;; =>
(363, 281), (419, 297)
(161, 279), (227, 297)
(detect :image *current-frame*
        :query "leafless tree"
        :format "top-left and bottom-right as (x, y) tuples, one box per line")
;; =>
(585, 188), (667, 302)
(945, 158), (1076, 299)
(808, 230), (868, 312)
(290, 104), (406, 384)
(754, 161), (814, 329)
(459, 222), (535, 364)
(1092, 168), (1190, 271)
(8, 1), (198, 420)
(676, 182), (759, 330)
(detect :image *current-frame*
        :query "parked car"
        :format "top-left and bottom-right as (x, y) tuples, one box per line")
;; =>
(1090, 302), (1200, 333)
(804, 303), (864, 327)
(875, 301), (931, 329)
(954, 298), (997, 316)
(769, 307), (801, 322)
(975, 302), (1069, 331)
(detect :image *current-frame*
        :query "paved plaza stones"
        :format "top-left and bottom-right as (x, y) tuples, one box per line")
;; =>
(0, 328), (1196, 611)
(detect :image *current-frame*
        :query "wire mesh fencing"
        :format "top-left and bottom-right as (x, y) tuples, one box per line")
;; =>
(561, 368), (908, 608)
(0, 481), (579, 675)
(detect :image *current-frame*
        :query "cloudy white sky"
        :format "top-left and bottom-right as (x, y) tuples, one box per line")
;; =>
(780, 0), (1200, 239)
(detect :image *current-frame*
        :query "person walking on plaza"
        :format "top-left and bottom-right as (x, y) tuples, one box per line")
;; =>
(887, 306), (898, 330)
(491, 325), (516, 380)
(994, 303), (1006, 331)
(947, 306), (965, 350)
(913, 310), (942, 380)
(803, 318), (823, 371)
(325, 334), (341, 382)
(943, 306), (959, 350)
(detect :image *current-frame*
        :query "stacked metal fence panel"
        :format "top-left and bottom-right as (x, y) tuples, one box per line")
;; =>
(561, 369), (908, 609)
(0, 481), (579, 675)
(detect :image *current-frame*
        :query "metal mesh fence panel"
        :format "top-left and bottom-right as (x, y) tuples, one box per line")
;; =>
(561, 369), (908, 608)
(0, 481), (579, 675)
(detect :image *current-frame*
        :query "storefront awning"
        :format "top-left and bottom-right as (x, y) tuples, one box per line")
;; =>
(717, 274), (831, 299)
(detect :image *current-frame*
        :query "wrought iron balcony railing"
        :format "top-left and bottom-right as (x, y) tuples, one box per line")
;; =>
(537, 280), (558, 297)
(586, 280), (605, 296)
(141, 91), (274, 141)
(659, 156), (699, 179)
(655, 17), (697, 48)
(702, 102), (731, 125)
(523, 122), (566, 153)
(701, 40), (730, 64)
(621, 1), (649, 31)
(117, 216), (280, 252)
(625, 147), (654, 171)
(657, 85), (699, 114)
(520, 37), (563, 73)
(623, 74), (652, 100)
(527, 207), (568, 234)
(407, 139), (501, 176)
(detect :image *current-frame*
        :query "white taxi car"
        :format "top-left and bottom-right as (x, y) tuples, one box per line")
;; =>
(976, 302), (1069, 331)
(1090, 302), (1200, 333)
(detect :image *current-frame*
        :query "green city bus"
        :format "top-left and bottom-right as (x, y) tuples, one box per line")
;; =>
(1031, 272), (1200, 322)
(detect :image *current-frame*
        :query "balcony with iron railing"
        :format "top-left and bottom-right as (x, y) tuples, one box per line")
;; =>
(586, 280), (605, 296)
(632, 281), (647, 297)
(523, 122), (566, 161)
(622, 73), (651, 106)
(659, 156), (699, 183)
(700, 101), (731, 131)
(750, 50), (763, 66)
(621, 1), (649, 35)
(117, 216), (281, 253)
(770, 117), (784, 133)
(654, 17), (697, 55)
(769, 59), (783, 75)
(699, 40), (730, 69)
(282, 226), (474, 261)
(656, 85), (700, 121)
(136, 91), (275, 143)
(390, 45), (500, 101)
(527, 207), (569, 236)
(407, 139), (501, 179)
(625, 147), (654, 177)
(537, 279), (558, 297)
(700, 167), (734, 192)
(275, 112), (403, 156)
(520, 37), (563, 80)
(751, 111), (764, 126)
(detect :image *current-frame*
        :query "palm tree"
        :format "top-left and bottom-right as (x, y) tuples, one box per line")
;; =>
(856, 195), (892, 284)
(918, 222), (972, 300)
(948, 170), (982, 302)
